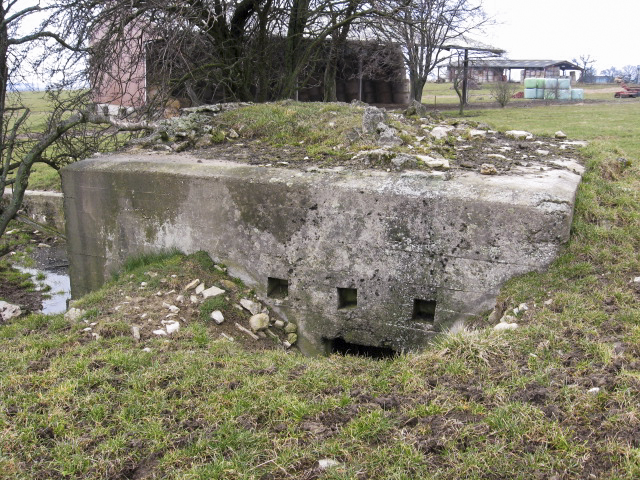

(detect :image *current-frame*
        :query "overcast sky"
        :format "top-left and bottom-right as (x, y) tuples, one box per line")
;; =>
(480, 0), (640, 72)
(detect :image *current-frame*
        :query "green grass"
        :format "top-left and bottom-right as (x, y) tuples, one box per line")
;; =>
(1, 101), (640, 479)
(421, 81), (634, 105)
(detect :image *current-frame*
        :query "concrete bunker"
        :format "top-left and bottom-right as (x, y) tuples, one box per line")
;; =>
(62, 152), (583, 355)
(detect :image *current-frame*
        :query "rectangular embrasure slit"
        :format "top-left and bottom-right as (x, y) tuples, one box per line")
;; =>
(337, 287), (357, 309)
(267, 277), (289, 299)
(412, 299), (436, 322)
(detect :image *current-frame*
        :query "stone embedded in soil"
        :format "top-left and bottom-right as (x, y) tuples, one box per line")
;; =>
(165, 321), (180, 334)
(273, 320), (285, 329)
(153, 329), (167, 336)
(416, 155), (450, 170)
(287, 333), (298, 344)
(469, 129), (487, 138)
(362, 106), (386, 134)
(0, 301), (22, 322)
(318, 459), (342, 470)
(131, 325), (141, 341)
(211, 310), (224, 324)
(494, 322), (518, 331)
(429, 125), (455, 139)
(64, 307), (85, 322)
(284, 322), (298, 334)
(391, 153), (416, 168)
(249, 313), (270, 332)
(555, 131), (567, 139)
(167, 305), (180, 313)
(195, 283), (205, 294)
(588, 387), (601, 394)
(176, 295), (185, 303)
(184, 279), (200, 290)
(480, 163), (498, 175)
(240, 298), (262, 315)
(505, 130), (533, 140)
(202, 286), (225, 299)
(190, 295), (199, 304)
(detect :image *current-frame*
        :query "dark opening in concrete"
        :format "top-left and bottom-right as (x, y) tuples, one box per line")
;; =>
(267, 277), (289, 299)
(326, 337), (397, 358)
(412, 299), (436, 322)
(337, 287), (357, 309)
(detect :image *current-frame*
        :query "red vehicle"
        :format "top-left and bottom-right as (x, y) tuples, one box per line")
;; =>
(614, 80), (640, 98)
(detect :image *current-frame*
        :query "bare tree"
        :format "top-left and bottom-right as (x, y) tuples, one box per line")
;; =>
(0, 1), (153, 238)
(373, 0), (490, 102)
(572, 54), (596, 83)
(619, 65), (638, 84)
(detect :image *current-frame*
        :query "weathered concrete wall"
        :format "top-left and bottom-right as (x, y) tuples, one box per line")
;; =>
(62, 154), (582, 354)
(3, 190), (65, 234)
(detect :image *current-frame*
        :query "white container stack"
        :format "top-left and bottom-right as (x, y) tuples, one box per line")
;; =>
(521, 77), (582, 101)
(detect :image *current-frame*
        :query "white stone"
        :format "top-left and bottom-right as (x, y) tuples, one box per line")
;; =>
(176, 295), (185, 303)
(318, 459), (342, 469)
(494, 322), (518, 331)
(469, 129), (487, 138)
(273, 320), (285, 329)
(211, 310), (224, 324)
(131, 325), (141, 341)
(505, 130), (533, 140)
(195, 283), (205, 294)
(535, 149), (550, 156)
(165, 321), (180, 334)
(190, 295), (199, 304)
(0, 301), (22, 322)
(82, 327), (92, 332)
(249, 313), (270, 332)
(588, 387), (600, 394)
(487, 154), (507, 160)
(64, 307), (84, 322)
(153, 329), (167, 336)
(518, 303), (528, 311)
(633, 276), (640, 283)
(415, 155), (450, 170)
(140, 281), (147, 287)
(202, 286), (225, 299)
(142, 347), (152, 352)
(168, 305), (180, 313)
(240, 298), (262, 315)
(429, 125), (455, 139)
(543, 299), (553, 306)
(554, 131), (567, 139)
(184, 279), (200, 290)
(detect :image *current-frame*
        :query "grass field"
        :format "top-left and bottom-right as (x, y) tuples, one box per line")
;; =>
(420, 81), (635, 105)
(1, 99), (639, 479)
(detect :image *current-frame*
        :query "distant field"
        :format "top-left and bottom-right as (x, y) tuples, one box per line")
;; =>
(421, 81), (635, 105)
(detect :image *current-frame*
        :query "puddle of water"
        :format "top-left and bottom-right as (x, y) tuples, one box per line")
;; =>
(15, 265), (71, 314)
(14, 243), (71, 315)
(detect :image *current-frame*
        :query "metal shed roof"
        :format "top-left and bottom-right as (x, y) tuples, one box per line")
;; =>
(468, 59), (582, 70)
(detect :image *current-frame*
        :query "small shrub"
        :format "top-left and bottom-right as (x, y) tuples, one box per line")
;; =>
(490, 81), (517, 108)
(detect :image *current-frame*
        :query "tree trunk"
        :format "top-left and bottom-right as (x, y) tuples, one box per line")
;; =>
(282, 0), (310, 99)
(409, 73), (426, 102)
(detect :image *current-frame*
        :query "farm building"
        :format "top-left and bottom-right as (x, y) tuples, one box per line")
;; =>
(447, 59), (583, 84)
(93, 33), (410, 113)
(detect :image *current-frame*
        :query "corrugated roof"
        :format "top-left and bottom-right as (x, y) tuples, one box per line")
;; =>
(468, 59), (582, 69)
